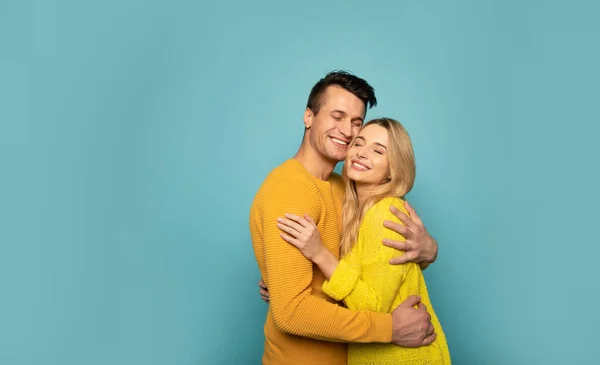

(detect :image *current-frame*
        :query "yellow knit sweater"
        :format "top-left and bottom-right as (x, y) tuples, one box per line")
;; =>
(322, 197), (452, 365)
(249, 159), (393, 365)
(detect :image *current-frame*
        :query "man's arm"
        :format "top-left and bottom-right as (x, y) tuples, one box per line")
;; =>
(382, 201), (438, 268)
(255, 179), (392, 343)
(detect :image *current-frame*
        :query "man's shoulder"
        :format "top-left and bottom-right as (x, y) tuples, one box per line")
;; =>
(328, 172), (344, 193)
(251, 159), (320, 207)
(258, 159), (316, 190)
(329, 171), (343, 185)
(250, 160), (326, 225)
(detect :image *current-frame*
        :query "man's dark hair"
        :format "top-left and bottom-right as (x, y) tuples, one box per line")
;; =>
(306, 71), (377, 115)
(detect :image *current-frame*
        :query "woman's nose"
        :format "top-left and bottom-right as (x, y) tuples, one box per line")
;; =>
(356, 147), (367, 159)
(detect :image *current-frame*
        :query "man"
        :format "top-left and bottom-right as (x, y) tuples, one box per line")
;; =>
(249, 71), (439, 365)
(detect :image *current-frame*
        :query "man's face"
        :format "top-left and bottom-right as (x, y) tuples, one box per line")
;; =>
(304, 86), (366, 162)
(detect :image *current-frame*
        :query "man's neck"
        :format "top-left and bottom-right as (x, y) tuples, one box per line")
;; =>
(294, 144), (337, 181)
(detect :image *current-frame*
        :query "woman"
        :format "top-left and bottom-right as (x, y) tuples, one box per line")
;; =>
(276, 118), (451, 364)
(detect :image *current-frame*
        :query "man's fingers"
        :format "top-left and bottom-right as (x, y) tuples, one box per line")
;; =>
(403, 201), (424, 226)
(422, 332), (437, 346)
(384, 220), (409, 236)
(389, 251), (418, 265)
(384, 216), (415, 240)
(398, 295), (421, 308)
(389, 206), (417, 231)
(385, 238), (418, 265)
(426, 322), (435, 337)
(383, 238), (410, 251)
(258, 280), (267, 289)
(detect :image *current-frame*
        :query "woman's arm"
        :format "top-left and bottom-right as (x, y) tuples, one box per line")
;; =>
(277, 213), (339, 279)
(259, 182), (392, 342)
(322, 198), (410, 313)
(278, 198), (412, 313)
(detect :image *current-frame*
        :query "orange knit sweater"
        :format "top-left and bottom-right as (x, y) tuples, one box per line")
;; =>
(249, 159), (392, 365)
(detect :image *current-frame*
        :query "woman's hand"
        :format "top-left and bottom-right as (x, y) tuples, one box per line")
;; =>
(258, 279), (269, 303)
(277, 213), (326, 262)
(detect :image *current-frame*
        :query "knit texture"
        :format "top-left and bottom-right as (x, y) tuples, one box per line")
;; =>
(322, 197), (452, 365)
(249, 159), (393, 365)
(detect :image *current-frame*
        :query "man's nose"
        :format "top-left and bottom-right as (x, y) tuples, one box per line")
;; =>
(339, 120), (352, 138)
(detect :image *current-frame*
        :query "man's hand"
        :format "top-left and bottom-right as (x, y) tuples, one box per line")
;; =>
(258, 279), (269, 303)
(383, 201), (438, 266)
(391, 296), (436, 347)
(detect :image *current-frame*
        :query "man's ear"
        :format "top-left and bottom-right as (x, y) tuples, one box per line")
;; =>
(303, 108), (313, 129)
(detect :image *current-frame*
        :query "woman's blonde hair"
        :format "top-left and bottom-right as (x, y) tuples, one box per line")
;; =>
(340, 118), (416, 256)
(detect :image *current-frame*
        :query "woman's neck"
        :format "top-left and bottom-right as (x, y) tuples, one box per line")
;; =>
(355, 183), (373, 205)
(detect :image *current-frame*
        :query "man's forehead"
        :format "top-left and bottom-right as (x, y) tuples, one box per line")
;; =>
(321, 88), (365, 115)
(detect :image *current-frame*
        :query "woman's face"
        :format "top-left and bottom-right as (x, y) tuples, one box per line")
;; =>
(345, 124), (390, 188)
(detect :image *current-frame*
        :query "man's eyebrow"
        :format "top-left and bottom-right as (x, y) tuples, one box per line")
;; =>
(331, 109), (363, 123)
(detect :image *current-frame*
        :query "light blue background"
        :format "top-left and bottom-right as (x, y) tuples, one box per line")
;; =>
(1, 0), (599, 364)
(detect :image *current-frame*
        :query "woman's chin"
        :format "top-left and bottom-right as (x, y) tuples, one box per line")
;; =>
(346, 172), (363, 183)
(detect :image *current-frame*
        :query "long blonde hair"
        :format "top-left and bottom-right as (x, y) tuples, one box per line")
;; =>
(340, 118), (416, 256)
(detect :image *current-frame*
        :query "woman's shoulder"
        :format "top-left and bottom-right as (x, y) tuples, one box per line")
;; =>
(363, 196), (407, 224)
(358, 197), (408, 242)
